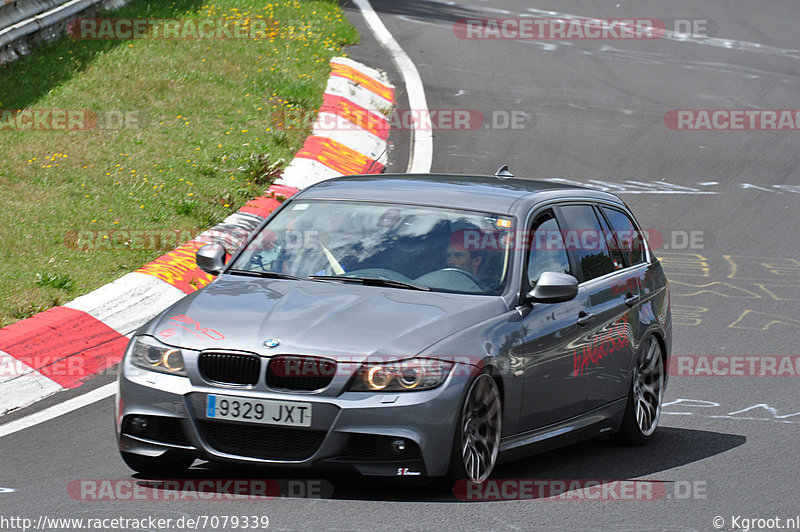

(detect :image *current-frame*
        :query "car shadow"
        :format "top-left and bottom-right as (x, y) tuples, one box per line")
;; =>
(133, 427), (745, 503)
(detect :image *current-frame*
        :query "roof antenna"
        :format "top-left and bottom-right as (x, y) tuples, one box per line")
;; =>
(495, 165), (514, 179)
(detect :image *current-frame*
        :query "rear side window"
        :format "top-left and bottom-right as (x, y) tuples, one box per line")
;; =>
(557, 205), (618, 282)
(594, 207), (626, 271)
(601, 207), (646, 265)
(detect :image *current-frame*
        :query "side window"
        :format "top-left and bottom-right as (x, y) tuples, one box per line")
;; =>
(557, 205), (616, 282)
(526, 212), (571, 288)
(594, 206), (626, 271)
(600, 207), (645, 265)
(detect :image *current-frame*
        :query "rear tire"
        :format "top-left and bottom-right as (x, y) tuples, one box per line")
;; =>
(120, 451), (194, 476)
(446, 374), (502, 484)
(615, 336), (664, 445)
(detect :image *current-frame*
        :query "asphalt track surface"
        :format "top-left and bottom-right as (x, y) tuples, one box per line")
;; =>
(2, 1), (799, 530)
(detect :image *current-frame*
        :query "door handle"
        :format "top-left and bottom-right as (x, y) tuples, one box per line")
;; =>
(625, 293), (640, 307)
(577, 312), (595, 326)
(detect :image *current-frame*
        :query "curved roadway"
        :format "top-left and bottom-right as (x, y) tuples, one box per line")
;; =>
(2, 1), (798, 530)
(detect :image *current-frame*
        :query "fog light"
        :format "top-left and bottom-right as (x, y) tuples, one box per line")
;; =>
(391, 439), (407, 455)
(130, 416), (149, 434)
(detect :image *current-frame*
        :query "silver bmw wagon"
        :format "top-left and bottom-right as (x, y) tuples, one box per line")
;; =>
(116, 172), (671, 483)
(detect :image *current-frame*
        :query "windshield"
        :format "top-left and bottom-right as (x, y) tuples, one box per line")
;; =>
(229, 200), (514, 295)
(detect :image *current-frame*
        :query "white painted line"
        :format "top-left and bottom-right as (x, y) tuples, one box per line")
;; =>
(0, 351), (63, 416)
(353, 0), (433, 173)
(0, 382), (116, 439)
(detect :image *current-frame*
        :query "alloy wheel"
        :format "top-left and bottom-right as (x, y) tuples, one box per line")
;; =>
(459, 374), (502, 483)
(633, 337), (664, 437)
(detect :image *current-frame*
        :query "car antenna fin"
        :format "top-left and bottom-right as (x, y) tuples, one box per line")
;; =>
(495, 165), (514, 179)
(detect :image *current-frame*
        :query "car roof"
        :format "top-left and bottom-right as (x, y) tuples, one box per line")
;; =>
(293, 173), (626, 214)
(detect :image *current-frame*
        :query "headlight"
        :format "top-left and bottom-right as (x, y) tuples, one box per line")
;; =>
(349, 358), (453, 392)
(129, 335), (187, 376)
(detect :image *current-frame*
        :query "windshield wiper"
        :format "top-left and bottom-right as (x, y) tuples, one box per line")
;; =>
(308, 275), (431, 291)
(226, 269), (303, 281)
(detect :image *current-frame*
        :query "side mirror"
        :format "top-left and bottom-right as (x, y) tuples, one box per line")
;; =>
(196, 243), (226, 275)
(527, 271), (579, 303)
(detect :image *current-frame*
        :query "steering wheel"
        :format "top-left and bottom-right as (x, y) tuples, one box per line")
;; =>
(436, 267), (487, 291)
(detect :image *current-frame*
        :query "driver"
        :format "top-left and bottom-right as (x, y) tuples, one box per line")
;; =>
(446, 228), (485, 276)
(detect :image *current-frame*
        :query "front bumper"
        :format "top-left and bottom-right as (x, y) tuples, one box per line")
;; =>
(116, 355), (469, 477)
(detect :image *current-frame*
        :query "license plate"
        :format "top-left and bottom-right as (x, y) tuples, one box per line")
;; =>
(206, 395), (312, 427)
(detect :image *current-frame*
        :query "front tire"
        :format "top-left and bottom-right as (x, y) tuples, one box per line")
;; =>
(447, 374), (502, 483)
(616, 336), (664, 445)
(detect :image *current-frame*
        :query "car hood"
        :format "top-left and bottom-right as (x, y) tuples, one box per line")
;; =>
(144, 277), (507, 362)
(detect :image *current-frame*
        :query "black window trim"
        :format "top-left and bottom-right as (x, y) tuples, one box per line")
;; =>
(596, 204), (648, 268)
(516, 197), (653, 301)
(550, 200), (652, 287)
(592, 204), (629, 270)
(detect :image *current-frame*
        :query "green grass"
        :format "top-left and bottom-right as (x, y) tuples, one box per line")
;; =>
(35, 272), (76, 291)
(0, 0), (358, 327)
